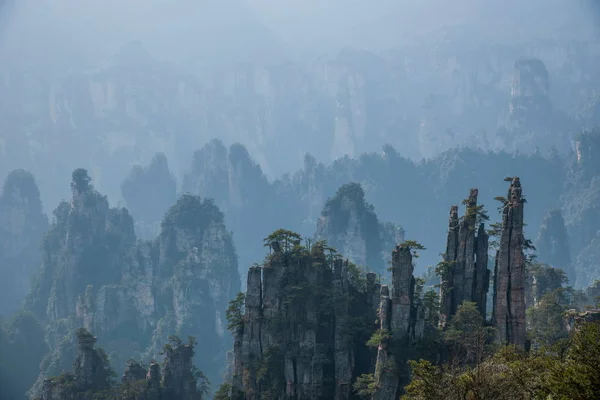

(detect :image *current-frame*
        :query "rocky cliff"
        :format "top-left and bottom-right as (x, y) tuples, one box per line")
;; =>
(37, 329), (206, 400)
(535, 209), (572, 283)
(315, 183), (401, 275)
(182, 139), (274, 279)
(371, 245), (425, 400)
(562, 128), (600, 287)
(229, 232), (425, 400)
(24, 169), (240, 396)
(491, 178), (527, 347)
(0, 169), (48, 316)
(121, 152), (177, 239)
(500, 58), (573, 152)
(439, 189), (490, 326)
(2, 31), (598, 211)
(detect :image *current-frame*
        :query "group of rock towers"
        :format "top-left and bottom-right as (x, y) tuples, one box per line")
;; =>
(440, 177), (527, 347)
(230, 177), (529, 400)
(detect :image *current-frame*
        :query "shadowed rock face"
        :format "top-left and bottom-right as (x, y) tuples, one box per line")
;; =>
(492, 177), (527, 347)
(372, 244), (424, 400)
(439, 189), (490, 327)
(231, 241), (422, 400)
(0, 169), (48, 317)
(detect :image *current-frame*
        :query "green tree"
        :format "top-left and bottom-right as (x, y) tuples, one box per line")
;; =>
(263, 229), (302, 253)
(527, 288), (570, 346)
(444, 302), (496, 366)
(546, 321), (600, 399)
(353, 374), (379, 399)
(226, 292), (246, 333)
(401, 240), (426, 258)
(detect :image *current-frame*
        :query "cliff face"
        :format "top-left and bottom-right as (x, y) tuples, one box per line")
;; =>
(315, 183), (398, 274)
(121, 152), (177, 239)
(562, 129), (600, 287)
(371, 245), (424, 400)
(37, 329), (205, 400)
(535, 209), (572, 284)
(230, 235), (424, 400)
(182, 139), (273, 279)
(25, 169), (240, 396)
(492, 178), (527, 347)
(501, 58), (573, 152)
(0, 169), (48, 316)
(439, 189), (490, 326)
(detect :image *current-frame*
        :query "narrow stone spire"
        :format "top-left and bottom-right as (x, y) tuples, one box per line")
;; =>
(492, 177), (527, 347)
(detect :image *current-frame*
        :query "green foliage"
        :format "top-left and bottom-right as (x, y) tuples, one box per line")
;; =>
(353, 373), (379, 399)
(366, 329), (392, 348)
(400, 240), (426, 259)
(403, 359), (453, 400)
(403, 320), (600, 400)
(463, 203), (490, 227)
(414, 278), (426, 301)
(434, 260), (455, 278)
(347, 262), (368, 290)
(214, 383), (233, 400)
(422, 290), (440, 328)
(226, 292), (246, 333)
(162, 194), (225, 232)
(263, 228), (302, 253)
(444, 302), (496, 365)
(487, 221), (503, 250)
(523, 237), (537, 252)
(527, 288), (571, 346)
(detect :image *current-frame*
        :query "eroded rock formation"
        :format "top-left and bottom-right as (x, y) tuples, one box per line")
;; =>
(439, 189), (489, 327)
(37, 330), (205, 400)
(25, 169), (239, 396)
(492, 178), (527, 347)
(535, 209), (572, 283)
(372, 244), (424, 400)
(0, 169), (49, 316)
(316, 183), (402, 274)
(501, 58), (573, 153)
(182, 139), (273, 278)
(230, 238), (423, 400)
(121, 152), (177, 239)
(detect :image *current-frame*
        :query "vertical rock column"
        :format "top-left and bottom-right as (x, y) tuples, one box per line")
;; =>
(239, 266), (263, 398)
(492, 177), (527, 347)
(439, 206), (459, 327)
(333, 259), (354, 400)
(458, 189), (479, 307)
(390, 246), (415, 337)
(372, 285), (398, 400)
(373, 245), (423, 400)
(74, 331), (96, 389)
(440, 189), (490, 326)
(474, 224), (490, 318)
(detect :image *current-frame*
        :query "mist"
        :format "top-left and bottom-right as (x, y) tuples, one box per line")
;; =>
(1, 2), (600, 399)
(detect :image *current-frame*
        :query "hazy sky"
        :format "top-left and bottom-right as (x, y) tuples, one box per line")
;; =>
(0, 0), (598, 71)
